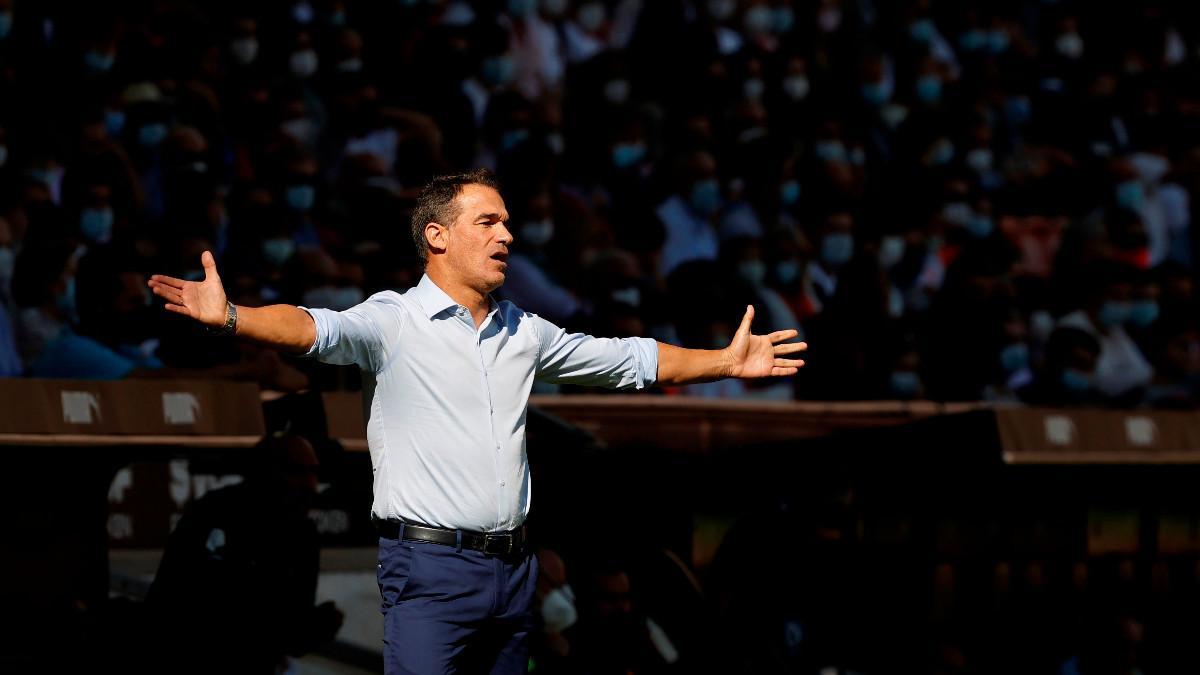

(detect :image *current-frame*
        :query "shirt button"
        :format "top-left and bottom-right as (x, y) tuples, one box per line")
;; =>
(499, 481), (506, 487)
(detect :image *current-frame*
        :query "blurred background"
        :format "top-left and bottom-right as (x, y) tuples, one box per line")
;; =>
(1, 0), (1200, 672)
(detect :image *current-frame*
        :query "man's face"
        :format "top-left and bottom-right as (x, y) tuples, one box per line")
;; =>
(435, 184), (513, 293)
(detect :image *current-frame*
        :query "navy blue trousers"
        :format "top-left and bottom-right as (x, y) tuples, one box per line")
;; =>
(378, 534), (538, 674)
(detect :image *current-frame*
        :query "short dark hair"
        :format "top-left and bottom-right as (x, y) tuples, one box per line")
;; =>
(410, 169), (501, 264)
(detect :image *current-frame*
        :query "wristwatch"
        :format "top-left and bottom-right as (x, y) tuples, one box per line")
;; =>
(208, 301), (238, 336)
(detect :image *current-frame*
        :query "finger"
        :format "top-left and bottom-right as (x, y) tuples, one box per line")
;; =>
(771, 367), (799, 377)
(163, 303), (191, 316)
(148, 275), (187, 290)
(736, 305), (755, 336)
(201, 250), (219, 281)
(767, 330), (800, 343)
(774, 358), (805, 368)
(150, 285), (185, 304)
(773, 342), (808, 355)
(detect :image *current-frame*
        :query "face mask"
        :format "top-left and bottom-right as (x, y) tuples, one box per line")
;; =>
(782, 75), (810, 101)
(508, 0), (537, 18)
(138, 123), (168, 148)
(879, 235), (905, 269)
(959, 29), (986, 51)
(779, 180), (801, 205)
(292, 1), (315, 24)
(302, 285), (364, 311)
(773, 7), (795, 33)
(282, 117), (318, 145)
(611, 142), (646, 169)
(1098, 300), (1132, 328)
(1000, 343), (1029, 373)
(1055, 32), (1083, 60)
(821, 232), (854, 267)
(1129, 152), (1169, 184)
(576, 2), (607, 32)
(774, 259), (799, 284)
(611, 286), (641, 307)
(987, 29), (1010, 54)
(909, 18), (935, 43)
(1128, 300), (1159, 327)
(814, 140), (848, 164)
(817, 6), (842, 33)
(1004, 95), (1033, 127)
(965, 214), (994, 239)
(336, 57), (363, 73)
(879, 103), (909, 129)
(942, 201), (971, 226)
(743, 77), (765, 101)
(603, 78), (631, 104)
(1061, 368), (1093, 393)
(364, 175), (400, 192)
(285, 184), (316, 211)
(482, 55), (515, 86)
(0, 247), (14, 290)
(80, 207), (115, 244)
(890, 370), (921, 398)
(0, 12), (12, 40)
(689, 179), (721, 216)
(743, 5), (773, 34)
(57, 275), (78, 321)
(230, 37), (259, 65)
(966, 147), (993, 173)
(707, 0), (736, 22)
(546, 132), (565, 155)
(0, 144), (7, 168)
(289, 49), (319, 78)
(542, 0), (569, 18)
(887, 286), (905, 317)
(84, 50), (115, 73)
(860, 81), (891, 106)
(520, 219), (554, 247)
(262, 237), (296, 266)
(1115, 180), (1145, 210)
(916, 74), (942, 104)
(499, 128), (530, 151)
(738, 260), (766, 286)
(541, 585), (578, 633)
(330, 10), (347, 26)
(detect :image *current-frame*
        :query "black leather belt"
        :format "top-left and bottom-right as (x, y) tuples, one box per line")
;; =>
(375, 519), (528, 556)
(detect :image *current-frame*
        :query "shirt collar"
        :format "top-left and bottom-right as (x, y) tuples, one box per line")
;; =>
(411, 273), (503, 324)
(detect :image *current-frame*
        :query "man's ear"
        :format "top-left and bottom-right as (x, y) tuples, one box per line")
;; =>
(425, 221), (447, 254)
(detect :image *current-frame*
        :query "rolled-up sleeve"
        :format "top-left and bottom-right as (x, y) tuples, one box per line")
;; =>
(300, 293), (405, 372)
(532, 315), (658, 390)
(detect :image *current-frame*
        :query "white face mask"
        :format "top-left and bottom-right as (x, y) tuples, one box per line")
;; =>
(782, 75), (810, 101)
(576, 2), (606, 33)
(878, 235), (906, 269)
(603, 78), (630, 104)
(289, 49), (319, 78)
(742, 78), (765, 101)
(541, 584), (578, 633)
(230, 37), (259, 65)
(520, 219), (555, 247)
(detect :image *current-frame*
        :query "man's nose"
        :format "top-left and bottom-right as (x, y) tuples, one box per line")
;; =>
(496, 221), (514, 245)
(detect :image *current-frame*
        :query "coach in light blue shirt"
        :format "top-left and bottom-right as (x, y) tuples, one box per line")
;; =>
(149, 168), (807, 675)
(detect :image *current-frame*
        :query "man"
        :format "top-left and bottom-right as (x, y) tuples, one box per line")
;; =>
(148, 168), (806, 674)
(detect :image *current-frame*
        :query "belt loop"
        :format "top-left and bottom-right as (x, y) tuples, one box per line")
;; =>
(455, 529), (463, 553)
(398, 522), (406, 543)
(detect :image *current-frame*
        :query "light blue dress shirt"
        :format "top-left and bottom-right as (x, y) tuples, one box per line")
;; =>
(302, 274), (659, 532)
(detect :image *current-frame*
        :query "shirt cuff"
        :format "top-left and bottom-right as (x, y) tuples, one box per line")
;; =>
(298, 306), (336, 357)
(628, 336), (659, 389)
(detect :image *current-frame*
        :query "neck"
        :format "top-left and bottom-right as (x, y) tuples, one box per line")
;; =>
(426, 266), (492, 320)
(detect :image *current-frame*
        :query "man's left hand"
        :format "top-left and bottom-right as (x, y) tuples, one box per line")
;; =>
(723, 305), (807, 378)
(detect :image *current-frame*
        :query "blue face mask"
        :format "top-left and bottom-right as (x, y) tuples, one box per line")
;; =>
(285, 184), (316, 211)
(1061, 368), (1093, 393)
(0, 12), (12, 40)
(1004, 95), (1033, 127)
(611, 142), (646, 169)
(80, 207), (115, 244)
(262, 237), (296, 266)
(84, 50), (115, 73)
(821, 232), (854, 267)
(482, 55), (515, 86)
(1000, 342), (1029, 373)
(860, 81), (891, 107)
(1128, 300), (1159, 327)
(104, 109), (126, 138)
(908, 18), (935, 43)
(689, 179), (721, 216)
(507, 0), (537, 18)
(814, 140), (848, 164)
(499, 128), (529, 152)
(737, 260), (766, 287)
(890, 370), (921, 398)
(916, 74), (942, 104)
(1115, 180), (1145, 211)
(965, 214), (994, 239)
(772, 7), (795, 33)
(779, 180), (801, 206)
(987, 29), (1010, 54)
(774, 260), (800, 284)
(138, 123), (169, 148)
(959, 30), (986, 51)
(1098, 300), (1132, 328)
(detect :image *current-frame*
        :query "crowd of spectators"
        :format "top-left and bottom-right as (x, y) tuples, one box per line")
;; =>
(0, 0), (1198, 407)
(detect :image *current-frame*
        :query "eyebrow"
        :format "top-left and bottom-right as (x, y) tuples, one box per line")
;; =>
(475, 212), (507, 223)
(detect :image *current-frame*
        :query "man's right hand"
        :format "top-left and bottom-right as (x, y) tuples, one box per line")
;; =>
(148, 251), (229, 328)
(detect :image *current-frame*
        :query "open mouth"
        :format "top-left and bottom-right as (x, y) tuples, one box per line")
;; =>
(490, 252), (509, 264)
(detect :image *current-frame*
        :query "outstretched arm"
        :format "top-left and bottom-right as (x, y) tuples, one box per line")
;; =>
(148, 251), (316, 353)
(656, 305), (806, 386)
